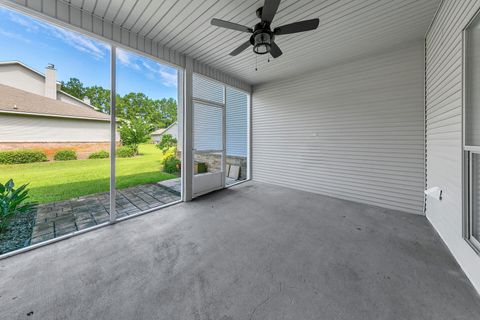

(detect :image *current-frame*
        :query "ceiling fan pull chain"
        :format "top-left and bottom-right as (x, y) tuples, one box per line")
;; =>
(255, 55), (258, 71)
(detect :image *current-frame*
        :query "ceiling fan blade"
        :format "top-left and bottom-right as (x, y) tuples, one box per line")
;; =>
(211, 18), (253, 33)
(230, 40), (252, 56)
(270, 41), (283, 58)
(274, 18), (319, 35)
(262, 0), (281, 23)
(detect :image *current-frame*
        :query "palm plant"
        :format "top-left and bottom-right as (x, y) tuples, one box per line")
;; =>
(0, 179), (34, 233)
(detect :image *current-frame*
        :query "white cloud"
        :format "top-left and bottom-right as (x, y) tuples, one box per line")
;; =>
(158, 69), (177, 87)
(48, 26), (108, 59)
(117, 49), (141, 70)
(142, 61), (156, 73)
(0, 28), (31, 43)
(141, 60), (177, 87)
(7, 9), (108, 60)
(7, 11), (39, 31)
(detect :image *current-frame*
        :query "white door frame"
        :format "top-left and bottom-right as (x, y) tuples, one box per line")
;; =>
(192, 93), (226, 198)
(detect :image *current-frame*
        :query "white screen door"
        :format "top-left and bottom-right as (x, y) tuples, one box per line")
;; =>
(192, 101), (225, 197)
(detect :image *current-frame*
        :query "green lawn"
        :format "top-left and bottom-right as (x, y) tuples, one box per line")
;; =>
(0, 144), (176, 204)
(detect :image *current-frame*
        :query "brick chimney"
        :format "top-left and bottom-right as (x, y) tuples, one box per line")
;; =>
(45, 63), (57, 100)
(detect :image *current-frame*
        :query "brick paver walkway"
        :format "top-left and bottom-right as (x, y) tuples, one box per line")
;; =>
(31, 183), (180, 245)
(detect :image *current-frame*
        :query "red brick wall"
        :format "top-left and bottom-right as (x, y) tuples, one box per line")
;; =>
(0, 142), (114, 160)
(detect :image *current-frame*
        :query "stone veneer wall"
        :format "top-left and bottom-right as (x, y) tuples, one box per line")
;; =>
(179, 151), (247, 180)
(226, 155), (247, 180)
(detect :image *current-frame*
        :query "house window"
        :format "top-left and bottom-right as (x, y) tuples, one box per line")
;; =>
(464, 14), (480, 252)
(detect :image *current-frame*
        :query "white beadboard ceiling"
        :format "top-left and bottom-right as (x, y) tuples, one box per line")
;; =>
(62, 0), (439, 84)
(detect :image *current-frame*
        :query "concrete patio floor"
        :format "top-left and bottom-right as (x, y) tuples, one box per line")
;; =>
(1, 181), (479, 319)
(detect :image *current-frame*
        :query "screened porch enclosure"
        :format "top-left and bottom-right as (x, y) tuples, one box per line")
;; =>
(1, 1), (480, 318)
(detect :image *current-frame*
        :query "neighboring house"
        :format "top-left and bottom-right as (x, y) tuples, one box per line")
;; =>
(0, 61), (117, 159)
(151, 122), (178, 143)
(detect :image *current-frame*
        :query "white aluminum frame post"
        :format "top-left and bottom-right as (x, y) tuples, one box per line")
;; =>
(183, 57), (194, 201)
(110, 46), (117, 222)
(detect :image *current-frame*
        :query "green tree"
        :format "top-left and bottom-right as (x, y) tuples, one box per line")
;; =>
(157, 98), (177, 127)
(61, 77), (177, 128)
(84, 86), (111, 114)
(118, 118), (154, 154)
(61, 78), (86, 99)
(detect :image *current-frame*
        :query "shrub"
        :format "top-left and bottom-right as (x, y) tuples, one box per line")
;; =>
(118, 118), (153, 155)
(0, 179), (34, 233)
(54, 150), (77, 161)
(0, 150), (47, 164)
(116, 146), (135, 158)
(156, 134), (177, 153)
(88, 150), (109, 159)
(163, 156), (181, 174)
(161, 146), (180, 173)
(196, 162), (207, 174)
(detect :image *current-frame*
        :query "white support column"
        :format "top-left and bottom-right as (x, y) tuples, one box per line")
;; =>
(109, 46), (117, 221)
(222, 85), (227, 188)
(248, 92), (252, 181)
(183, 57), (194, 201)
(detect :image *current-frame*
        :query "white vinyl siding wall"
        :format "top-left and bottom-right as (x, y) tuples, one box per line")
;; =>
(252, 42), (425, 215)
(425, 0), (480, 293)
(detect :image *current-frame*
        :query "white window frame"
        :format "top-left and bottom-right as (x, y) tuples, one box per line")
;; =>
(462, 9), (480, 255)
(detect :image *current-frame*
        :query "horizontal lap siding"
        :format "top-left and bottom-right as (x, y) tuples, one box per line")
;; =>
(252, 42), (425, 215)
(0, 113), (112, 142)
(425, 0), (480, 293)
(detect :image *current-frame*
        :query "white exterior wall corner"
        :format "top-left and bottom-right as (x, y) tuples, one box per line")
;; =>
(425, 0), (480, 294)
(1, 0), (251, 93)
(252, 41), (426, 215)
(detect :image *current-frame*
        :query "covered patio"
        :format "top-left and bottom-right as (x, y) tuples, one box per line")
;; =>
(1, 182), (479, 319)
(1, 0), (480, 318)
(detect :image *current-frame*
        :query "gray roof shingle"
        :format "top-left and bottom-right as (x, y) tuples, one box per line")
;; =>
(0, 84), (110, 121)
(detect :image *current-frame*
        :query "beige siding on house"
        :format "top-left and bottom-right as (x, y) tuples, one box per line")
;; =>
(252, 42), (425, 215)
(425, 0), (480, 294)
(58, 92), (91, 108)
(0, 113), (112, 142)
(0, 63), (46, 95)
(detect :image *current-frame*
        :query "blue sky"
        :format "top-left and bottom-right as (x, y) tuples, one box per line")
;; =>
(0, 6), (178, 100)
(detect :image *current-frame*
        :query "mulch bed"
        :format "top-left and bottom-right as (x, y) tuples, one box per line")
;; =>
(0, 207), (36, 255)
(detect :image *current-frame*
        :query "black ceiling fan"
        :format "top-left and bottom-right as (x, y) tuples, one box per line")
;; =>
(210, 0), (319, 58)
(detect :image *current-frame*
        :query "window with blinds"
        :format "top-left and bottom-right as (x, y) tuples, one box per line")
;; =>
(193, 102), (223, 152)
(192, 74), (225, 176)
(191, 73), (249, 183)
(193, 73), (224, 104)
(226, 87), (249, 184)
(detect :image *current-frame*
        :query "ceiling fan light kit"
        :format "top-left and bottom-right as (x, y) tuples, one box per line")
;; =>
(253, 32), (272, 55)
(211, 0), (319, 59)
